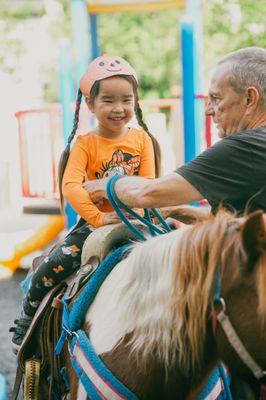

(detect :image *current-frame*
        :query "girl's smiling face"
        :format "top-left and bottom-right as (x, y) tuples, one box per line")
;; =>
(87, 76), (135, 138)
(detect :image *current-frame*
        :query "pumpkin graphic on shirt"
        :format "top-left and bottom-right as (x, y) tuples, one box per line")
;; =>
(95, 150), (141, 179)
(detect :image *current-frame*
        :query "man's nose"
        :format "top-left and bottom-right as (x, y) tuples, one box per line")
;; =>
(205, 100), (214, 116)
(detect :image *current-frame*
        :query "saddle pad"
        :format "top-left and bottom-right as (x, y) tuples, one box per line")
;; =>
(81, 221), (147, 265)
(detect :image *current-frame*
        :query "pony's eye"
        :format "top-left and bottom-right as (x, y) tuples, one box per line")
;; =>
(99, 62), (105, 66)
(115, 60), (120, 64)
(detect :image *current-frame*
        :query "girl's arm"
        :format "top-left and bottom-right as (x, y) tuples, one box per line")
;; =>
(62, 138), (105, 227)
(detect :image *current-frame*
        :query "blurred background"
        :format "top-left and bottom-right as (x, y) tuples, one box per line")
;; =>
(0, 0), (265, 397)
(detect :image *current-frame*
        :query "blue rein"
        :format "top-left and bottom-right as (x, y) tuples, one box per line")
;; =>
(106, 174), (172, 241)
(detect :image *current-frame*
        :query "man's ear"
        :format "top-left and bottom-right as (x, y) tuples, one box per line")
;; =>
(245, 86), (260, 112)
(241, 210), (266, 269)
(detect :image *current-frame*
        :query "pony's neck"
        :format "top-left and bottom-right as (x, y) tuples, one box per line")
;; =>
(86, 214), (233, 374)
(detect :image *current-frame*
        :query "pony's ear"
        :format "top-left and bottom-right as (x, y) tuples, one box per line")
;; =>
(241, 210), (266, 268)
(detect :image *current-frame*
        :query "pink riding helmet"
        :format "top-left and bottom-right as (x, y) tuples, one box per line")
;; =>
(79, 54), (138, 98)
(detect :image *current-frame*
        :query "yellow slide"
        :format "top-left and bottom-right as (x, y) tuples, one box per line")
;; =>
(0, 215), (65, 272)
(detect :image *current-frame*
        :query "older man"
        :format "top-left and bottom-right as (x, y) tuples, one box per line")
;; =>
(84, 47), (266, 217)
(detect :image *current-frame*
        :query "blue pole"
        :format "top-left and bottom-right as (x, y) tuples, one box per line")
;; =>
(59, 39), (77, 228)
(187, 0), (204, 152)
(90, 13), (100, 59)
(0, 374), (6, 400)
(181, 17), (198, 163)
(71, 0), (90, 88)
(180, 0), (203, 163)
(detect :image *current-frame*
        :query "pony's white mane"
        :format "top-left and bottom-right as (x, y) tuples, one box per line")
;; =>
(88, 220), (219, 373)
(87, 227), (187, 360)
(116, 227), (189, 366)
(87, 212), (266, 374)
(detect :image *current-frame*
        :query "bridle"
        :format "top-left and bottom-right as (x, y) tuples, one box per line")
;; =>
(213, 296), (266, 381)
(212, 255), (266, 392)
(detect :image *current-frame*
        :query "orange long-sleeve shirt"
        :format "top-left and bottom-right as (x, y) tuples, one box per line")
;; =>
(62, 128), (155, 227)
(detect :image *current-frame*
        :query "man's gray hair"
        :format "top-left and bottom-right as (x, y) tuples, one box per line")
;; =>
(218, 47), (266, 105)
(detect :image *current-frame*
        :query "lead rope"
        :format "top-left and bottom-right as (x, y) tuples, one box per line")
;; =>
(106, 174), (172, 241)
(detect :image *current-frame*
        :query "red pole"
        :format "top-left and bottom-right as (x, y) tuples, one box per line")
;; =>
(205, 115), (212, 148)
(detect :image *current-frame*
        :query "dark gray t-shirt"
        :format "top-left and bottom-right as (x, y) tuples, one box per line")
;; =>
(176, 126), (266, 214)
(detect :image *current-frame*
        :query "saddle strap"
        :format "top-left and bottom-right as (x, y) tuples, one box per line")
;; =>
(10, 367), (23, 400)
(47, 299), (68, 398)
(18, 283), (66, 372)
(23, 359), (41, 400)
(38, 291), (67, 398)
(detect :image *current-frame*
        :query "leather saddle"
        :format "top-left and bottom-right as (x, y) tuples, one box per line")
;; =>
(13, 221), (147, 400)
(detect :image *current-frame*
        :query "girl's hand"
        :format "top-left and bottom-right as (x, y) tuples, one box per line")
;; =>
(102, 210), (142, 226)
(102, 212), (122, 225)
(83, 179), (108, 203)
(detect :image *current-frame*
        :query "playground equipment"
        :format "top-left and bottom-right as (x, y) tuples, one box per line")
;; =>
(3, 97), (192, 272)
(0, 107), (66, 272)
(14, 98), (212, 202)
(0, 215), (65, 272)
(4, 0), (209, 271)
(60, 0), (204, 225)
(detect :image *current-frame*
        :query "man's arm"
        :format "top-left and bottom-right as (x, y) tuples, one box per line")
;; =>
(115, 173), (203, 208)
(83, 173), (203, 208)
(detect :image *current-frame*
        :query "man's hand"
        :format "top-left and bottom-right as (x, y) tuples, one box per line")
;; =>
(83, 179), (108, 203)
(155, 205), (210, 225)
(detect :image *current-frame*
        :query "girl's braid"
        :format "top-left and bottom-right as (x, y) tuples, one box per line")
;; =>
(67, 89), (83, 144)
(58, 88), (82, 208)
(135, 100), (162, 178)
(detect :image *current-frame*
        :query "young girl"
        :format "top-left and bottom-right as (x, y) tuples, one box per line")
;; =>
(10, 54), (161, 351)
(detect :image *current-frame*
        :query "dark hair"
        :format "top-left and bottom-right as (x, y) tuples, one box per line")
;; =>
(58, 75), (162, 208)
(58, 88), (82, 208)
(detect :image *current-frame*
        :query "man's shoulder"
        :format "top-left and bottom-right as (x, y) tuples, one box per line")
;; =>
(226, 125), (266, 143)
(207, 126), (266, 155)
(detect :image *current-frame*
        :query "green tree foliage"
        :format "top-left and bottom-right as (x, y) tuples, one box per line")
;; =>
(1, 0), (265, 101)
(0, 0), (45, 19)
(203, 0), (266, 82)
(95, 0), (265, 98)
(98, 10), (183, 98)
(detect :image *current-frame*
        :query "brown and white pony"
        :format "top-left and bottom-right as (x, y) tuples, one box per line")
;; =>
(66, 210), (266, 399)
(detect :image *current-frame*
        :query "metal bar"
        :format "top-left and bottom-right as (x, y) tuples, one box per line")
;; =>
(86, 1), (185, 13)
